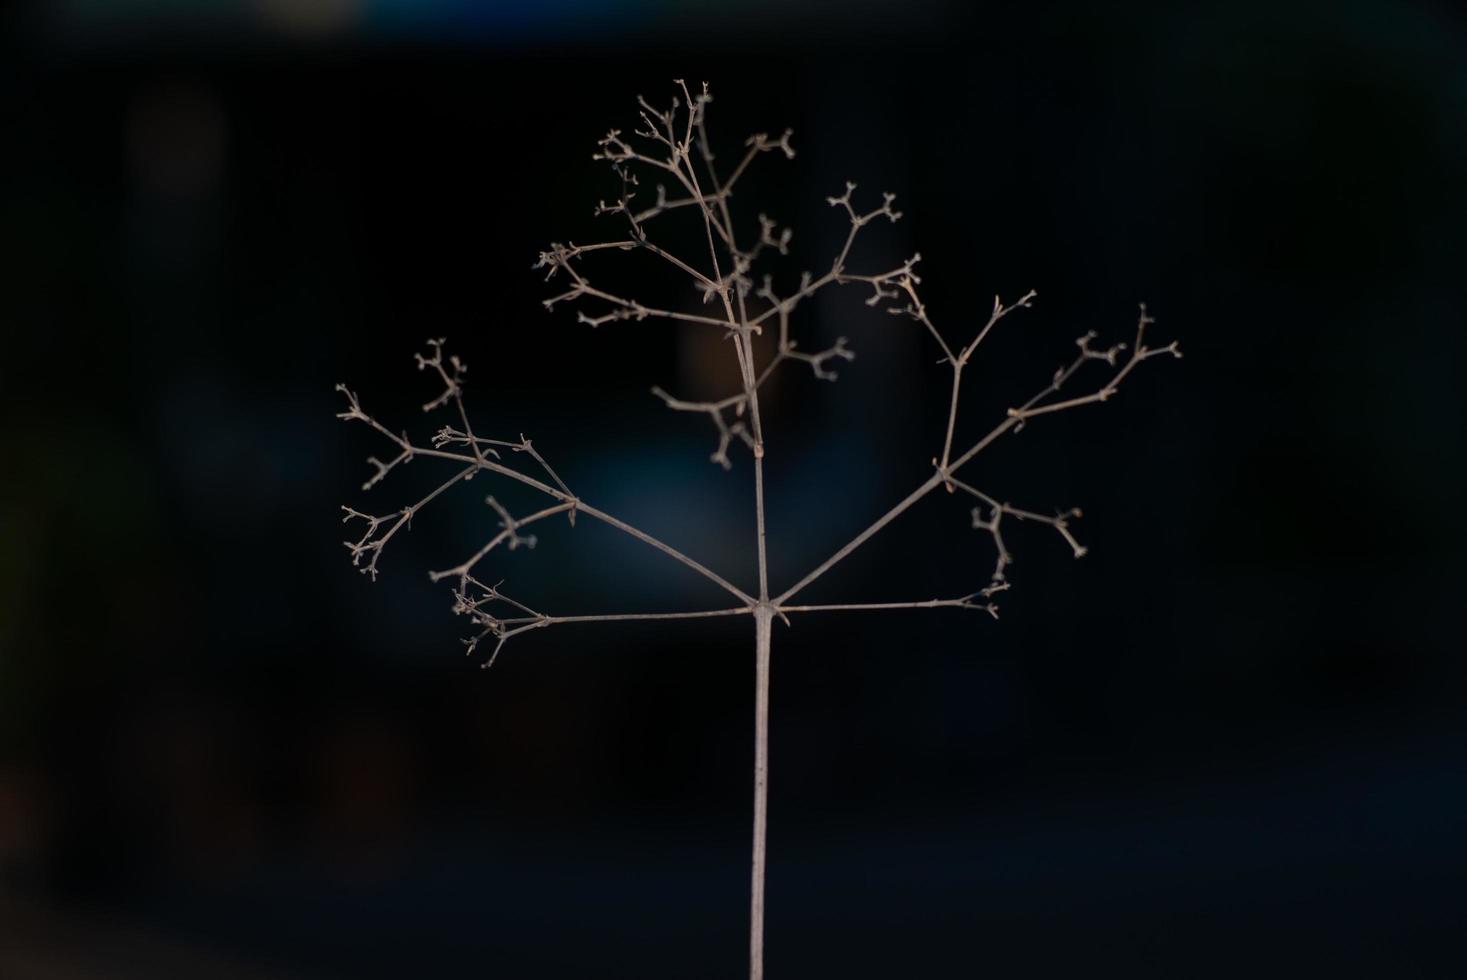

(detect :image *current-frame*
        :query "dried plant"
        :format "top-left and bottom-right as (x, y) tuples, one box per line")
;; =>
(335, 80), (1180, 979)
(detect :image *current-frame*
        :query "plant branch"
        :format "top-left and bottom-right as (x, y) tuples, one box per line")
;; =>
(452, 570), (752, 668)
(337, 356), (756, 606)
(500, 608), (752, 625)
(776, 305), (1178, 606)
(777, 589), (1007, 617)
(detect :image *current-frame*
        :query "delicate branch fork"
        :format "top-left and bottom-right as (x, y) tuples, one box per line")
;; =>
(336, 81), (1178, 980)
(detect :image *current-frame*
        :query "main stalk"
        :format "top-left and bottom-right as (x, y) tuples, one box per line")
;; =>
(750, 602), (773, 980)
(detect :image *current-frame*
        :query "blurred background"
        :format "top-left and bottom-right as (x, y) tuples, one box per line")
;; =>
(3, 0), (1466, 976)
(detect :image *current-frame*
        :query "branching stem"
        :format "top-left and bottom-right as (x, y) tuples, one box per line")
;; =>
(338, 81), (1179, 980)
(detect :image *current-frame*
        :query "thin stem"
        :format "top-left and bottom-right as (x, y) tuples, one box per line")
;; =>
(940, 362), (963, 472)
(577, 501), (757, 606)
(431, 501), (577, 584)
(495, 607), (753, 626)
(639, 239), (722, 290)
(750, 605), (773, 980)
(754, 456), (769, 600)
(774, 473), (943, 605)
(453, 590), (756, 667)
(947, 415), (1021, 473)
(629, 187), (730, 226)
(550, 283), (735, 331)
(777, 597), (989, 614)
(513, 438), (574, 503)
(895, 275), (957, 364)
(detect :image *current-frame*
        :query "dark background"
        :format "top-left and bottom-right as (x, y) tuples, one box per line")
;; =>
(3, 1), (1466, 977)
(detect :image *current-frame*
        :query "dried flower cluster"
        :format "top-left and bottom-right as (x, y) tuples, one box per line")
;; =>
(336, 80), (1179, 980)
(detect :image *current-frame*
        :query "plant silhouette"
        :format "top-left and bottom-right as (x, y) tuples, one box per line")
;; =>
(336, 80), (1180, 980)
